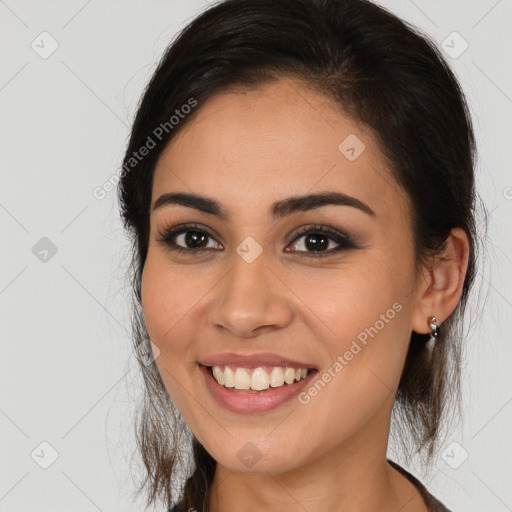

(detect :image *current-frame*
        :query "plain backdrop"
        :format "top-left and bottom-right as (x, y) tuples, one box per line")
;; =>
(1, 1), (511, 510)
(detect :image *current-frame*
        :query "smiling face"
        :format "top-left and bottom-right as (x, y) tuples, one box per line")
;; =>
(140, 77), (427, 475)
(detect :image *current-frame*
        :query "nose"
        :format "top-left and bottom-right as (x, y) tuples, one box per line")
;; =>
(207, 249), (294, 338)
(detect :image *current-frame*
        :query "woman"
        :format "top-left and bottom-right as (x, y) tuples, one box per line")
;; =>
(117, 0), (486, 510)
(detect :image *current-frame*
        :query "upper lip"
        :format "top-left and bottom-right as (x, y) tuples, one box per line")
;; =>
(199, 352), (318, 370)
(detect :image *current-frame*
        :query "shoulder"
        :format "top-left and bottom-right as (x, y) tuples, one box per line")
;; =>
(387, 458), (452, 512)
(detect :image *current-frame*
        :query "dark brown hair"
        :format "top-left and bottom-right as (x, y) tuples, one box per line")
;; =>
(117, 0), (487, 510)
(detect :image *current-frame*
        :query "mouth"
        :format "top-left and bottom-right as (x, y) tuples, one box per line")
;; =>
(200, 363), (318, 393)
(199, 363), (318, 413)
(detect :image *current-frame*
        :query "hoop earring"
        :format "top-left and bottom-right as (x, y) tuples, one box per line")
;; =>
(425, 315), (439, 355)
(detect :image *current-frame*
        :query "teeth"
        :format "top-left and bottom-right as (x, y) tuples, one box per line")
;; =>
(212, 365), (225, 385)
(210, 365), (310, 391)
(284, 367), (296, 384)
(269, 367), (285, 387)
(224, 366), (235, 388)
(234, 368), (251, 390)
(251, 367), (269, 390)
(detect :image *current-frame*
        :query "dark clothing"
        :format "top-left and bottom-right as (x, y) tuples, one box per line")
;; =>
(168, 459), (452, 511)
(387, 459), (452, 511)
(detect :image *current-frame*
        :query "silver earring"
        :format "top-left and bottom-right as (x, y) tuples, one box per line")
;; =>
(425, 315), (439, 355)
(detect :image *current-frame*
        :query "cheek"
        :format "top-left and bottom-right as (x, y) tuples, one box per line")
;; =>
(290, 258), (401, 339)
(140, 263), (195, 407)
(291, 262), (410, 406)
(140, 260), (197, 411)
(294, 301), (408, 451)
(140, 254), (208, 378)
(141, 255), (194, 346)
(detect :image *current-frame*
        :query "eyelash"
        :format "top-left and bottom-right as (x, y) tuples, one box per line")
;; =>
(156, 223), (356, 258)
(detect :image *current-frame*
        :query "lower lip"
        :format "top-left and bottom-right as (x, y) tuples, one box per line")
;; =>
(199, 364), (318, 414)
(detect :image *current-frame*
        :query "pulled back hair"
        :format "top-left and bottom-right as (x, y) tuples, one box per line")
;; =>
(117, 0), (486, 510)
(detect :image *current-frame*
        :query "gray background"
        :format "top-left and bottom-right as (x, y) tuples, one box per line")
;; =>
(1, 0), (511, 510)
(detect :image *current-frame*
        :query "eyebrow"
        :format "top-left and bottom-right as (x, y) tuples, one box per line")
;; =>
(151, 191), (376, 221)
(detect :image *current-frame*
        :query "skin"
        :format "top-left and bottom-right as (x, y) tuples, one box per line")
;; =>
(141, 77), (470, 512)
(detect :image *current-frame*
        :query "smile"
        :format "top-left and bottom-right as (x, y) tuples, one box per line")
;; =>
(199, 364), (318, 413)
(210, 365), (309, 391)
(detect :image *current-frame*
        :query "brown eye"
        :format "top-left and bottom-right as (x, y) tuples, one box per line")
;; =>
(157, 223), (222, 253)
(180, 230), (209, 249)
(285, 225), (356, 258)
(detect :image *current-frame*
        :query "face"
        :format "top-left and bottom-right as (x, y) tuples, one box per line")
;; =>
(141, 77), (424, 475)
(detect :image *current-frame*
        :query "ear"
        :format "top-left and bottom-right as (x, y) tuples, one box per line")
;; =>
(411, 227), (470, 335)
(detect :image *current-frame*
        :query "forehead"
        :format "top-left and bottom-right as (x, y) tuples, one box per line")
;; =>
(152, 78), (408, 224)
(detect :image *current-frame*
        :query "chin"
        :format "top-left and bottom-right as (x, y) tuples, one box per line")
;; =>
(206, 435), (308, 475)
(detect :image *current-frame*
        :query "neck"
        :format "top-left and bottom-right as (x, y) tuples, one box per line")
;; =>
(206, 401), (427, 512)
